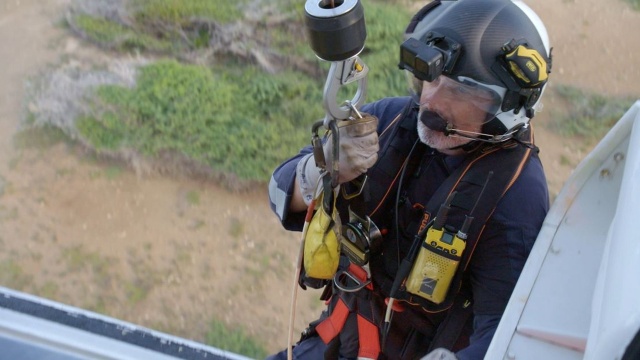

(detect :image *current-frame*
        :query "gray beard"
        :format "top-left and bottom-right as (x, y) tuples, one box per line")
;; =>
(416, 120), (471, 152)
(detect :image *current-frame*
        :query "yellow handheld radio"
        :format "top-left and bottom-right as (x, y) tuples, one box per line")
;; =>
(405, 192), (468, 304)
(405, 222), (470, 304)
(405, 172), (493, 304)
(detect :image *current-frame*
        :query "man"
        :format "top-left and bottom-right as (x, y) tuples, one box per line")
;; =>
(267, 0), (552, 358)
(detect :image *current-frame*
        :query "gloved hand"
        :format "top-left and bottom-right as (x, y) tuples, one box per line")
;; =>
(420, 348), (458, 360)
(297, 114), (379, 205)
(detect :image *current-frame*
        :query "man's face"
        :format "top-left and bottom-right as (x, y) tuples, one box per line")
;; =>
(413, 75), (500, 154)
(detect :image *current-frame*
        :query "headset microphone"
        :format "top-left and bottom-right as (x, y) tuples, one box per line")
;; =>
(419, 110), (473, 139)
(420, 110), (511, 144)
(419, 110), (449, 134)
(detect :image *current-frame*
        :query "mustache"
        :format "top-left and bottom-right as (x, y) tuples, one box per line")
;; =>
(419, 110), (449, 134)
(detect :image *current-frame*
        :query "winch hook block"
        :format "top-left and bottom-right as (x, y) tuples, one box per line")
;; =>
(305, 0), (369, 126)
(305, 0), (369, 187)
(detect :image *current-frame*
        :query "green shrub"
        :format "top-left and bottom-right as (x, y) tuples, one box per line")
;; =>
(78, 60), (312, 181)
(62, 0), (414, 183)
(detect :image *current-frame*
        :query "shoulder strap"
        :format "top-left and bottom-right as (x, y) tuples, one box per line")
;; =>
(363, 100), (424, 218)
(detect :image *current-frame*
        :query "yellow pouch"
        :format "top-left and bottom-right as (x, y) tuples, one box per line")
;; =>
(303, 181), (342, 280)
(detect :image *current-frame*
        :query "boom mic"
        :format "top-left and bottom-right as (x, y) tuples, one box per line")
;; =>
(419, 110), (482, 141)
(419, 110), (505, 144)
(419, 110), (449, 134)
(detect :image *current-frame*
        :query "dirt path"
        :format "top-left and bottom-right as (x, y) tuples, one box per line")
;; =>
(0, 0), (639, 356)
(0, 0), (67, 169)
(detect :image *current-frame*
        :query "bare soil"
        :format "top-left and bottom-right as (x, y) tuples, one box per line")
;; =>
(0, 0), (639, 356)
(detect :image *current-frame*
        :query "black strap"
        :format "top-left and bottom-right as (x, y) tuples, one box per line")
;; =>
(427, 293), (473, 352)
(343, 173), (369, 218)
(324, 337), (340, 360)
(404, 0), (442, 35)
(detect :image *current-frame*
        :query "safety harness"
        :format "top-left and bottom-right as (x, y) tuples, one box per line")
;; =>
(309, 99), (536, 358)
(316, 262), (381, 360)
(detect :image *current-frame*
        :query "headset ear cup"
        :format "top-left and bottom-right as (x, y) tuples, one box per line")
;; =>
(481, 117), (508, 138)
(501, 91), (520, 112)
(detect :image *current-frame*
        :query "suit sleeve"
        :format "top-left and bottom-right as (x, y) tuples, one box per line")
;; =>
(267, 97), (410, 232)
(268, 149), (311, 232)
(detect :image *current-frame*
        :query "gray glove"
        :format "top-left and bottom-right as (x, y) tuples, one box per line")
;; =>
(297, 114), (379, 205)
(420, 348), (458, 360)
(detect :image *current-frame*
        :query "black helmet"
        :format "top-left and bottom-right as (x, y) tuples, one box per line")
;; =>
(399, 0), (552, 142)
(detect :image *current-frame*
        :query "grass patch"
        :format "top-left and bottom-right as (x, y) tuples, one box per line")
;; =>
(624, 0), (640, 10)
(132, 0), (246, 26)
(205, 320), (268, 359)
(70, 0), (249, 53)
(0, 205), (19, 221)
(228, 217), (244, 238)
(56, 167), (75, 177)
(550, 85), (635, 141)
(186, 190), (200, 205)
(559, 154), (573, 167)
(123, 279), (150, 304)
(104, 165), (123, 179)
(85, 297), (109, 315)
(173, 247), (193, 269)
(62, 245), (114, 288)
(362, 2), (413, 100)
(0, 176), (6, 197)
(72, 14), (172, 52)
(0, 259), (33, 291)
(38, 281), (60, 299)
(77, 60), (309, 181)
(124, 259), (162, 305)
(14, 125), (73, 150)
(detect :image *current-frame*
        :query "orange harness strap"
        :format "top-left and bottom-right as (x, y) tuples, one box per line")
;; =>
(316, 297), (350, 344)
(357, 314), (381, 359)
(315, 264), (381, 360)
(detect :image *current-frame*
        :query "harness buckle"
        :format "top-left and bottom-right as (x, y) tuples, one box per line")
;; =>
(333, 263), (372, 293)
(333, 269), (371, 293)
